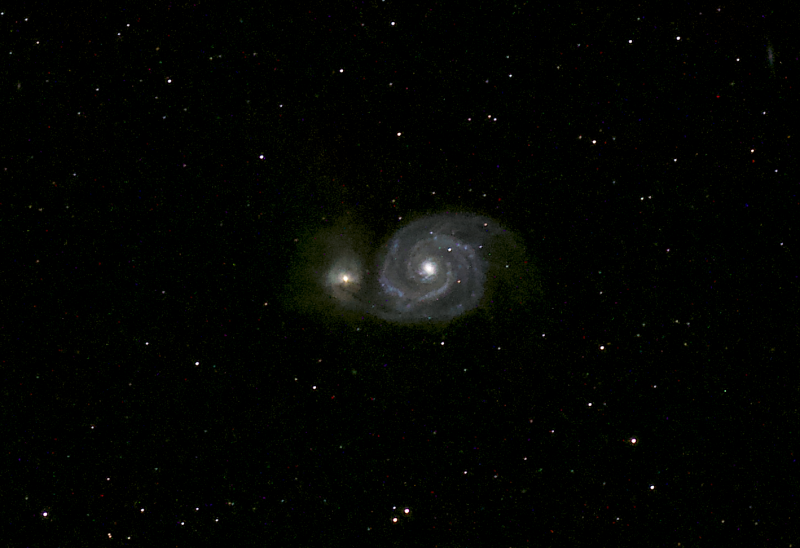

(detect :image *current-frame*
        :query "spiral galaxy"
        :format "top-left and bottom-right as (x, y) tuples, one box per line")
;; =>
(287, 211), (537, 324)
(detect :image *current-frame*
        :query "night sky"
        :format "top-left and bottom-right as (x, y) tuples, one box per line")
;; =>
(5, 1), (798, 546)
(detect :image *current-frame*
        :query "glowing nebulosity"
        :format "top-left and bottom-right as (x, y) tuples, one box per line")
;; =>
(288, 211), (536, 324)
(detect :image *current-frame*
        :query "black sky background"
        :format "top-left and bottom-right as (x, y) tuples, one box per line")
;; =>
(4, 1), (798, 546)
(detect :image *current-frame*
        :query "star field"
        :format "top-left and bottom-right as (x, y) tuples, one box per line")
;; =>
(4, 3), (797, 546)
